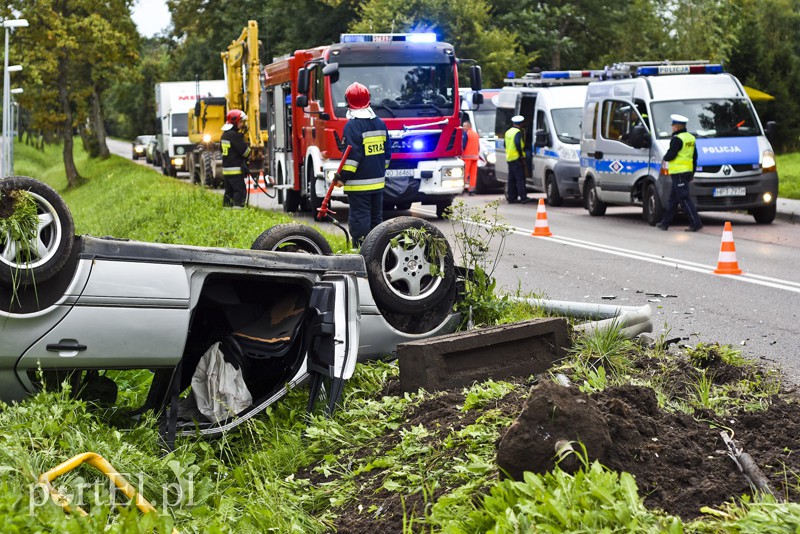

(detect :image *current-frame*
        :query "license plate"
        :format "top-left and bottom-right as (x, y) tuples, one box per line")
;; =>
(712, 187), (746, 197)
(385, 169), (415, 178)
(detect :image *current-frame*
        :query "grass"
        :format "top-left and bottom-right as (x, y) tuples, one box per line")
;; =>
(776, 152), (800, 200)
(3, 140), (799, 532)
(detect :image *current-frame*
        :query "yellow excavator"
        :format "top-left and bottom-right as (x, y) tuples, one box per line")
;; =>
(187, 20), (267, 187)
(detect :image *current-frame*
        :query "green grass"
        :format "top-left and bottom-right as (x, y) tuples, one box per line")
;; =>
(776, 153), (800, 199)
(3, 140), (799, 532)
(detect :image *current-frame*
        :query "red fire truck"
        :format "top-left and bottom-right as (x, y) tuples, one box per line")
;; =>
(262, 33), (483, 218)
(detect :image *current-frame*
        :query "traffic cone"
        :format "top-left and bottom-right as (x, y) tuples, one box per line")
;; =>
(713, 221), (742, 275)
(532, 198), (553, 237)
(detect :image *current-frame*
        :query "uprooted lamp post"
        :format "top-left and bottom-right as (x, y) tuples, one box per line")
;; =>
(2, 18), (28, 178)
(9, 87), (22, 174)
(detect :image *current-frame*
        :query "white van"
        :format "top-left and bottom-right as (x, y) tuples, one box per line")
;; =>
(460, 89), (501, 193)
(493, 71), (601, 204)
(579, 61), (779, 224)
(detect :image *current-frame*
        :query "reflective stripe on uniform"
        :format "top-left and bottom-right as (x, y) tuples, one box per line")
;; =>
(342, 159), (359, 173)
(223, 166), (242, 175)
(343, 180), (385, 192)
(362, 132), (386, 156)
(243, 147), (251, 158)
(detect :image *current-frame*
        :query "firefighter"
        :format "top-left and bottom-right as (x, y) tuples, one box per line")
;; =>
(462, 118), (480, 195)
(333, 82), (393, 246)
(505, 115), (531, 204)
(220, 109), (250, 208)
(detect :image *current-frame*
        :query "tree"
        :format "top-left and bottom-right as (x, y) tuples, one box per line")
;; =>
(350, 0), (528, 87)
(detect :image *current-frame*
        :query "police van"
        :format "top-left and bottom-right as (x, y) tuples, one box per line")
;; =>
(579, 61), (779, 224)
(460, 88), (501, 193)
(494, 71), (601, 205)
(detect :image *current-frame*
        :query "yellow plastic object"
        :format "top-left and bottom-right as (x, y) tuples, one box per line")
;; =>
(744, 86), (775, 102)
(38, 452), (178, 533)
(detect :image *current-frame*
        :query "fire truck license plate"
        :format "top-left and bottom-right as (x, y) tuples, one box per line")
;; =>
(385, 169), (415, 178)
(712, 187), (746, 197)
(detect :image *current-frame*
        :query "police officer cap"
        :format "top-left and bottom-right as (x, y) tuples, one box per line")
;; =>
(511, 115), (524, 123)
(671, 114), (689, 124)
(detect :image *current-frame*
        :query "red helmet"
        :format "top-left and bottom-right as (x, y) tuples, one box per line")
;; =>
(222, 109), (247, 131)
(345, 82), (371, 110)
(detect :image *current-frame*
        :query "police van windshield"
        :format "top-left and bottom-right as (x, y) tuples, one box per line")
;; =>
(551, 108), (582, 144)
(331, 64), (455, 119)
(651, 99), (760, 139)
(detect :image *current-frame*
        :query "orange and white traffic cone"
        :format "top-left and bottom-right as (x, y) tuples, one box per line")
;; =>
(713, 221), (742, 275)
(532, 198), (553, 237)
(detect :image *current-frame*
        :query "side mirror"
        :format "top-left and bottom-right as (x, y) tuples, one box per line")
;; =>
(320, 112), (330, 121)
(766, 120), (777, 139)
(295, 94), (308, 108)
(534, 130), (551, 147)
(322, 62), (339, 84)
(472, 92), (484, 106)
(470, 65), (483, 91)
(297, 68), (310, 94)
(628, 124), (650, 149)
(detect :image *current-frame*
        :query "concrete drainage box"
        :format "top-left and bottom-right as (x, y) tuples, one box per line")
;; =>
(398, 318), (570, 393)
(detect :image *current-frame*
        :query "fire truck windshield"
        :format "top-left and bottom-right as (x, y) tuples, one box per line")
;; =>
(331, 64), (455, 119)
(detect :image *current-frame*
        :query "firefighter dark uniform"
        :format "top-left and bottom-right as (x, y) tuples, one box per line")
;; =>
(336, 82), (392, 245)
(505, 115), (530, 203)
(221, 110), (250, 207)
(657, 114), (703, 232)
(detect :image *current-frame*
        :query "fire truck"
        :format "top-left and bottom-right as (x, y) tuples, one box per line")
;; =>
(262, 33), (484, 218)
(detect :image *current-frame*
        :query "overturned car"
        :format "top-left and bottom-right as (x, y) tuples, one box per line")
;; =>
(0, 176), (459, 439)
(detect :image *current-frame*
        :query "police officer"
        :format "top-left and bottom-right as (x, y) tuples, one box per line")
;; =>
(333, 82), (392, 246)
(656, 114), (703, 232)
(505, 115), (530, 204)
(221, 109), (250, 208)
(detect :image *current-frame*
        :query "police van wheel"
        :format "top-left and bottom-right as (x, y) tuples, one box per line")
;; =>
(0, 176), (75, 287)
(751, 203), (776, 224)
(584, 179), (606, 216)
(251, 223), (333, 255)
(643, 183), (664, 226)
(361, 216), (455, 315)
(545, 174), (563, 207)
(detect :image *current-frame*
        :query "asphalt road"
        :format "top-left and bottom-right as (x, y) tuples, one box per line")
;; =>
(107, 138), (800, 383)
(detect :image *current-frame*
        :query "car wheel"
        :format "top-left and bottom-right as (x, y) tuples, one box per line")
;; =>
(752, 203), (776, 224)
(584, 179), (606, 216)
(396, 202), (412, 211)
(545, 173), (563, 207)
(251, 223), (333, 255)
(0, 176), (75, 287)
(643, 182), (664, 226)
(360, 216), (455, 315)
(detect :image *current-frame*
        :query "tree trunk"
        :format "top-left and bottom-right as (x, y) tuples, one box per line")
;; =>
(58, 57), (82, 188)
(92, 88), (110, 159)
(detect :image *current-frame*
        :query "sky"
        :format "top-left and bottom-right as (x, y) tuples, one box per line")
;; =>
(131, 0), (171, 37)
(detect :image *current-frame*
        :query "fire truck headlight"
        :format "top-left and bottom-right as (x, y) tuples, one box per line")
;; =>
(202, 134), (212, 143)
(486, 152), (497, 164)
(762, 150), (776, 172)
(444, 166), (464, 179)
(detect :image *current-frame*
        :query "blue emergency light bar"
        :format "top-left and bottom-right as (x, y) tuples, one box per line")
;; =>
(636, 64), (724, 76)
(340, 33), (437, 43)
(541, 70), (601, 79)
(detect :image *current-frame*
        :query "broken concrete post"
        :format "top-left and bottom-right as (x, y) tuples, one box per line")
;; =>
(397, 317), (569, 393)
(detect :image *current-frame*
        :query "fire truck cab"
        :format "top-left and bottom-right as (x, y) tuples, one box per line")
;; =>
(263, 33), (483, 219)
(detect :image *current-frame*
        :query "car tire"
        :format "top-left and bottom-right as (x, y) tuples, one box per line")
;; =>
(643, 182), (664, 226)
(251, 223), (333, 255)
(396, 202), (412, 211)
(752, 203), (776, 224)
(0, 176), (75, 287)
(584, 179), (606, 216)
(436, 199), (452, 219)
(545, 173), (563, 207)
(360, 216), (455, 315)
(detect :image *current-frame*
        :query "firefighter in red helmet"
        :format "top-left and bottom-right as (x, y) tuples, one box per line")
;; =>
(334, 82), (392, 245)
(221, 109), (250, 208)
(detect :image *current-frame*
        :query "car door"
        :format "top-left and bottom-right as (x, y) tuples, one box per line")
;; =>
(16, 259), (192, 382)
(306, 273), (360, 414)
(594, 99), (650, 203)
(493, 90), (520, 183)
(532, 108), (551, 190)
